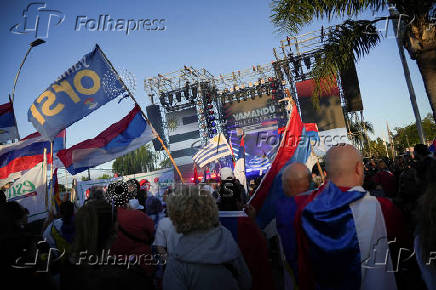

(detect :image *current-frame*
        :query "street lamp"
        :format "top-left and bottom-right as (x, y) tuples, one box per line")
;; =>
(11, 38), (46, 103)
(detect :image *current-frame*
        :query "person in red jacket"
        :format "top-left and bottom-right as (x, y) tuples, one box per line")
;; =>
(373, 161), (397, 197)
(105, 181), (155, 277)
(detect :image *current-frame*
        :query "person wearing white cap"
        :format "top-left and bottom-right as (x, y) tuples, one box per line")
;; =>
(128, 199), (144, 211)
(220, 167), (234, 180)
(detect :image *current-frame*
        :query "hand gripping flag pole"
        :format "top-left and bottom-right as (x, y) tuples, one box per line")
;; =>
(97, 46), (184, 183)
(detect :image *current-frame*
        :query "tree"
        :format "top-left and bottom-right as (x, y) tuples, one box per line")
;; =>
(112, 144), (158, 176)
(270, 1), (436, 122)
(349, 120), (374, 148)
(97, 174), (112, 180)
(393, 113), (436, 152)
(81, 176), (90, 181)
(159, 157), (172, 169)
(363, 137), (392, 158)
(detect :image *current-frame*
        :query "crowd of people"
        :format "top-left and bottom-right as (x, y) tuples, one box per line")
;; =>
(0, 143), (435, 290)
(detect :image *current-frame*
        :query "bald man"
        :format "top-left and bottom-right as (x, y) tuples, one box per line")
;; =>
(291, 144), (403, 290)
(324, 144), (365, 188)
(281, 162), (312, 197)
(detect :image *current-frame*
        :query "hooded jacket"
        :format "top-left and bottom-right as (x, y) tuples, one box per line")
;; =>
(163, 225), (251, 290)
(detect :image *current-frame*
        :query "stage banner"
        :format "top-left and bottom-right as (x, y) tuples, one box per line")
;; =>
(28, 44), (126, 140)
(224, 95), (287, 177)
(6, 162), (47, 222)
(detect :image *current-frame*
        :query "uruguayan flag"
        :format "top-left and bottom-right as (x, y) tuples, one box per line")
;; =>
(192, 133), (233, 168)
(167, 107), (201, 166)
(246, 154), (270, 173)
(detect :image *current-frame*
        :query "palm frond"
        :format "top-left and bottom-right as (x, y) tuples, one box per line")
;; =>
(310, 20), (381, 106)
(270, 0), (387, 34)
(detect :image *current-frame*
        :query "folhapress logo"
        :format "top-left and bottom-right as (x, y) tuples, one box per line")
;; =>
(10, 2), (65, 38)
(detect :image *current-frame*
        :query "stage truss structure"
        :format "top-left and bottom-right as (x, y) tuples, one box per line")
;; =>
(144, 25), (361, 150)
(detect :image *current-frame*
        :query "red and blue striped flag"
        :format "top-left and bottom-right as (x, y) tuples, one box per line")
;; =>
(57, 105), (153, 175)
(249, 101), (319, 228)
(0, 101), (19, 143)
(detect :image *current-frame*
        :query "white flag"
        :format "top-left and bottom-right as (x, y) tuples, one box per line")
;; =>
(234, 158), (248, 193)
(6, 162), (47, 222)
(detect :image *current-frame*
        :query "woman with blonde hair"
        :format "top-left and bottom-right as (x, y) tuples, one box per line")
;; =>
(163, 185), (251, 290)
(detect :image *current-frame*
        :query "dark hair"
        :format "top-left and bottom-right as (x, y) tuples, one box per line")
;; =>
(0, 202), (26, 233)
(60, 201), (74, 223)
(6, 202), (26, 221)
(60, 201), (75, 243)
(0, 190), (6, 204)
(73, 200), (117, 255)
(218, 179), (243, 211)
(414, 144), (430, 158)
(88, 186), (105, 200)
(415, 159), (436, 266)
(136, 189), (147, 208)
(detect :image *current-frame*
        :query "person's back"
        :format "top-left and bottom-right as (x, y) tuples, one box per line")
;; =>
(43, 201), (75, 255)
(414, 159), (436, 290)
(111, 207), (155, 275)
(153, 216), (181, 256)
(166, 225), (251, 290)
(62, 199), (154, 290)
(373, 161), (396, 197)
(218, 179), (243, 211)
(294, 145), (398, 290)
(163, 185), (251, 290)
(220, 211), (274, 290)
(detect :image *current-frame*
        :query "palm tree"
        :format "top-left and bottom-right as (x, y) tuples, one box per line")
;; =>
(349, 120), (375, 148)
(270, 1), (436, 123)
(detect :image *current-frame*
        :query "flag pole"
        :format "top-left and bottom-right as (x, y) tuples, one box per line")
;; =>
(97, 45), (184, 183)
(8, 94), (20, 141)
(285, 87), (324, 183)
(310, 144), (325, 183)
(43, 148), (48, 210)
(49, 141), (54, 212)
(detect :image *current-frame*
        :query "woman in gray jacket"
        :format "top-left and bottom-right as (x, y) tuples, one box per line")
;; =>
(163, 185), (251, 290)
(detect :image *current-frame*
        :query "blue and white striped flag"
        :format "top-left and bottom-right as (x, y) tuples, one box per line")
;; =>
(192, 133), (233, 168)
(246, 154), (270, 174)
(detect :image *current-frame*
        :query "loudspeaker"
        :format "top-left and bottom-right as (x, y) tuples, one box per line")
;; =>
(146, 104), (166, 151)
(340, 60), (363, 112)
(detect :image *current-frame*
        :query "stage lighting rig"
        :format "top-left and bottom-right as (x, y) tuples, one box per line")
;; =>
(168, 92), (174, 106)
(191, 85), (197, 99)
(159, 92), (168, 107)
(303, 56), (311, 70)
(272, 61), (284, 82)
(184, 81), (190, 99)
(175, 91), (182, 102)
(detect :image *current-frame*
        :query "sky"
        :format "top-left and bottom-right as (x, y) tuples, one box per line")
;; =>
(1, 0), (433, 181)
